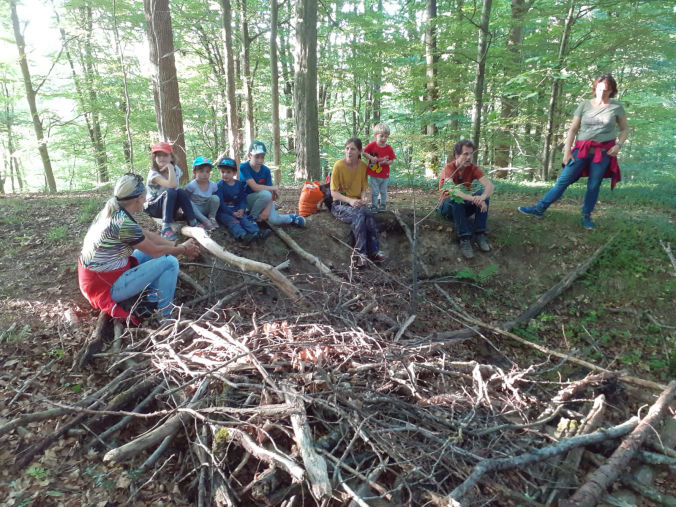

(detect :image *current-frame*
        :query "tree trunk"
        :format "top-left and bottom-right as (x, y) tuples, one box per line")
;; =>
(293, 0), (320, 181)
(112, 0), (134, 172)
(219, 0), (241, 164)
(238, 0), (254, 149)
(470, 0), (493, 152)
(9, 0), (57, 193)
(270, 0), (281, 167)
(423, 0), (439, 177)
(541, 0), (576, 180)
(144, 0), (187, 181)
(494, 0), (529, 176)
(280, 13), (294, 152)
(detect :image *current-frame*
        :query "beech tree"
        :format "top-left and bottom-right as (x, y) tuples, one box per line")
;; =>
(144, 0), (187, 178)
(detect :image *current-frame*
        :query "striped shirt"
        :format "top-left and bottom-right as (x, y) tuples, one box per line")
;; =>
(80, 209), (145, 271)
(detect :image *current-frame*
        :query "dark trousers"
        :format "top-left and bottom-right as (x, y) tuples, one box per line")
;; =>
(216, 210), (259, 239)
(438, 189), (489, 239)
(331, 203), (380, 255)
(145, 188), (196, 224)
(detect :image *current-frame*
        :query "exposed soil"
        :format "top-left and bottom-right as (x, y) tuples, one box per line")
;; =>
(0, 186), (673, 505)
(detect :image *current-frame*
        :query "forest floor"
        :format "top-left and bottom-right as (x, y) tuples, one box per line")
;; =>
(0, 185), (674, 506)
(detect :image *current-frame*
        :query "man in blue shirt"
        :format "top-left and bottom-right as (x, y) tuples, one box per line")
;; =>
(239, 141), (305, 227)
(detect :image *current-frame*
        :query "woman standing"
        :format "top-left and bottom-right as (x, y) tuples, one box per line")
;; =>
(330, 137), (386, 267)
(519, 74), (629, 229)
(144, 142), (200, 240)
(78, 173), (200, 324)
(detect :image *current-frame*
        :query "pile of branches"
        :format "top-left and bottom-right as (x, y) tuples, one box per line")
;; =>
(4, 298), (675, 506)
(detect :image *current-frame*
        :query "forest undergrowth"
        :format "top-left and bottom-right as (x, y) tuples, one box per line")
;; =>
(0, 186), (674, 506)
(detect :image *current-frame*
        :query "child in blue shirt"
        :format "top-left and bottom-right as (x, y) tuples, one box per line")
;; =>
(184, 156), (220, 231)
(215, 158), (270, 244)
(239, 141), (305, 227)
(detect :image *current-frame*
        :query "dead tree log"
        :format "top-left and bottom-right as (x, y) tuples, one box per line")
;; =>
(75, 310), (110, 369)
(562, 380), (676, 507)
(181, 226), (304, 303)
(269, 224), (341, 283)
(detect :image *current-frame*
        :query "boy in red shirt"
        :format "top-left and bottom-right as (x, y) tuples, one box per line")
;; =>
(438, 140), (495, 259)
(363, 123), (396, 212)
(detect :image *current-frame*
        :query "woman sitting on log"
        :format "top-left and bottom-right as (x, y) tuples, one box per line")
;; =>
(330, 137), (386, 268)
(78, 173), (200, 324)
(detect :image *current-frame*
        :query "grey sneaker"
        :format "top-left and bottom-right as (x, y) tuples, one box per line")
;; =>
(474, 233), (491, 252)
(459, 238), (474, 259)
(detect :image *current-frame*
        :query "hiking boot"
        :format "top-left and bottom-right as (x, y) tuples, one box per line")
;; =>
(378, 204), (387, 212)
(582, 215), (595, 230)
(290, 214), (306, 227)
(370, 205), (379, 213)
(255, 229), (272, 243)
(518, 205), (544, 218)
(474, 233), (491, 252)
(459, 238), (474, 259)
(369, 251), (387, 262)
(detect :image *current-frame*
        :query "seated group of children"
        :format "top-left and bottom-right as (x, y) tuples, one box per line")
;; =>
(185, 141), (306, 245)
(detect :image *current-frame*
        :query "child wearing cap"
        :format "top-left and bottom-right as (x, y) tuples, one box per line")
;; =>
(215, 158), (270, 244)
(239, 141), (306, 227)
(184, 156), (219, 231)
(144, 142), (200, 241)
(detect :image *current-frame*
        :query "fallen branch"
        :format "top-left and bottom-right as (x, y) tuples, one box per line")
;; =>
(563, 380), (676, 507)
(181, 226), (304, 303)
(269, 224), (341, 282)
(448, 416), (639, 504)
(179, 270), (208, 295)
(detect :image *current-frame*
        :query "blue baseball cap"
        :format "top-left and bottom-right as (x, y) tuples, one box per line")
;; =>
(217, 157), (237, 170)
(192, 156), (213, 168)
(248, 141), (267, 155)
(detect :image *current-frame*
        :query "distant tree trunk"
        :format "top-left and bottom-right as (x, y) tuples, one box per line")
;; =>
(470, 0), (493, 153)
(144, 0), (187, 181)
(293, 0), (320, 181)
(494, 0), (530, 176)
(56, 7), (109, 184)
(541, 0), (576, 180)
(424, 0), (439, 177)
(238, 0), (254, 149)
(270, 0), (281, 167)
(279, 14), (294, 152)
(9, 0), (57, 192)
(371, 0), (384, 125)
(219, 0), (241, 164)
(112, 0), (134, 171)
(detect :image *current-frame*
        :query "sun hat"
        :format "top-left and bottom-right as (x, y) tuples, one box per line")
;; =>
(151, 142), (172, 154)
(248, 141), (267, 155)
(192, 156), (213, 168)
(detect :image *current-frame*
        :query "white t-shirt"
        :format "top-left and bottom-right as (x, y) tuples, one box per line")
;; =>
(184, 179), (218, 206)
(146, 165), (183, 200)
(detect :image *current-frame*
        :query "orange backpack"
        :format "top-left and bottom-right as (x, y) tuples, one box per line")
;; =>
(298, 181), (325, 217)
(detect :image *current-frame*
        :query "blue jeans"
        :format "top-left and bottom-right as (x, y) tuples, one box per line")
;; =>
(438, 190), (489, 239)
(331, 203), (380, 255)
(536, 148), (610, 216)
(145, 188), (196, 224)
(368, 176), (389, 207)
(110, 251), (179, 318)
(246, 191), (293, 225)
(216, 209), (259, 239)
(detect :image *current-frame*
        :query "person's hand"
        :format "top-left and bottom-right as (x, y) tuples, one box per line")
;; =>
(258, 208), (271, 221)
(180, 239), (200, 259)
(271, 188), (280, 200)
(351, 198), (367, 207)
(562, 151), (574, 166)
(233, 209), (243, 218)
(606, 145), (621, 157)
(470, 194), (486, 209)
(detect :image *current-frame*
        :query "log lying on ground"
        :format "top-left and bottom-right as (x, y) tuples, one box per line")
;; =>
(562, 380), (676, 507)
(74, 310), (110, 369)
(181, 226), (304, 303)
(268, 224), (341, 283)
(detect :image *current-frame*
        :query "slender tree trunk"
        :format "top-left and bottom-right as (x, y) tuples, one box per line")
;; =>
(219, 0), (241, 164)
(371, 0), (384, 125)
(495, 0), (529, 175)
(424, 0), (439, 177)
(113, 0), (134, 171)
(280, 14), (294, 152)
(293, 0), (320, 181)
(238, 0), (254, 149)
(270, 0), (281, 167)
(470, 0), (493, 153)
(541, 0), (576, 180)
(144, 0), (187, 180)
(9, 0), (57, 192)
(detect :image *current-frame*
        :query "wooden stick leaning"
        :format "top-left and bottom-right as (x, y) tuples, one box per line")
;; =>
(268, 224), (341, 283)
(562, 380), (676, 507)
(181, 226), (304, 303)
